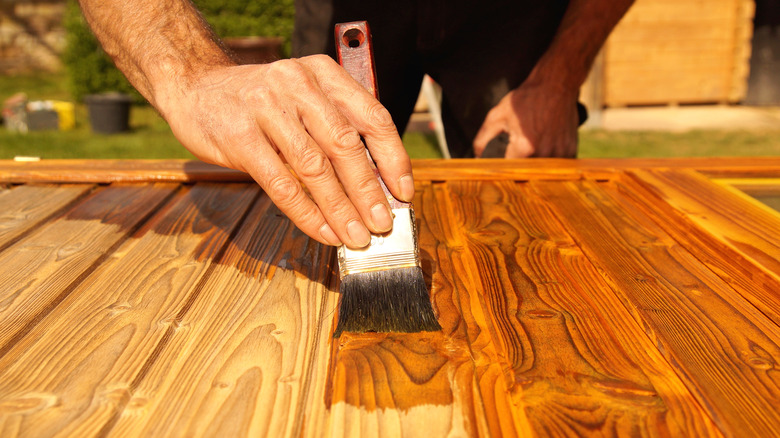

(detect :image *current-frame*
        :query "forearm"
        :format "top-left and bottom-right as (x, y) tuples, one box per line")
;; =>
(528, 0), (634, 90)
(77, 0), (233, 110)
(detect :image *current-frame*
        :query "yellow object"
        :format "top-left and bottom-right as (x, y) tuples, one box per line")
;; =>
(50, 101), (75, 130)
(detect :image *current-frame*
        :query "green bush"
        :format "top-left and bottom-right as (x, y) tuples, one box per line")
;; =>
(194, 0), (294, 42)
(62, 0), (295, 101)
(62, 1), (139, 101)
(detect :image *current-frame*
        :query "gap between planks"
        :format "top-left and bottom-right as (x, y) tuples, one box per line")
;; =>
(0, 183), (183, 356)
(531, 177), (780, 437)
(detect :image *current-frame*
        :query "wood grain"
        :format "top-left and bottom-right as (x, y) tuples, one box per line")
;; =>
(5, 158), (780, 184)
(0, 160), (250, 184)
(0, 184), (93, 251)
(532, 178), (780, 437)
(621, 170), (780, 326)
(317, 181), (479, 437)
(0, 183), (177, 351)
(107, 196), (335, 438)
(444, 180), (722, 437)
(604, 0), (753, 105)
(3, 160), (780, 437)
(0, 183), (258, 437)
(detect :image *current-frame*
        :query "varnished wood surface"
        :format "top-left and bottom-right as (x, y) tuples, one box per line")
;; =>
(1, 159), (779, 437)
(2, 157), (780, 183)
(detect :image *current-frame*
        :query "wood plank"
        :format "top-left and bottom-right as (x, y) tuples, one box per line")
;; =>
(4, 159), (780, 183)
(105, 196), (336, 437)
(532, 179), (780, 437)
(412, 158), (780, 181)
(0, 160), (251, 184)
(716, 178), (780, 197)
(444, 180), (722, 436)
(0, 184), (93, 251)
(299, 181), (486, 437)
(0, 183), (178, 351)
(617, 170), (780, 326)
(610, 22), (740, 42)
(414, 181), (523, 437)
(0, 183), (258, 437)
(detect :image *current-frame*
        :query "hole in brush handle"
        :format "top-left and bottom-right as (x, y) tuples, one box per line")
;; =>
(342, 28), (365, 48)
(335, 21), (378, 99)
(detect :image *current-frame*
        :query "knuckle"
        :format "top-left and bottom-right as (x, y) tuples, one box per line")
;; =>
(307, 54), (335, 66)
(296, 148), (332, 180)
(329, 124), (361, 151)
(269, 59), (314, 89)
(365, 102), (395, 129)
(245, 85), (274, 106)
(267, 174), (302, 202)
(354, 174), (380, 194)
(325, 193), (353, 218)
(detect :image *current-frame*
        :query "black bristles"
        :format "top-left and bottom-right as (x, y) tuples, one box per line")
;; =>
(333, 266), (441, 338)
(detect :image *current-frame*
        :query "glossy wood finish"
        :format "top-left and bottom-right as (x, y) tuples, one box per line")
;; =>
(0, 159), (778, 437)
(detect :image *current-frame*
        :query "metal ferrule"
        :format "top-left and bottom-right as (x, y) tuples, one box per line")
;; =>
(337, 205), (420, 278)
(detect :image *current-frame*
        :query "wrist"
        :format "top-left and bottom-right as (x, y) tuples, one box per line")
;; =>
(149, 52), (236, 121)
(524, 52), (586, 95)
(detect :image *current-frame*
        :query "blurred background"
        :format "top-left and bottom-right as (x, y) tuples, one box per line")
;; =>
(0, 0), (778, 159)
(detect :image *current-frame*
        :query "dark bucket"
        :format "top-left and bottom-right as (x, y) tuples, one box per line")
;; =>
(85, 93), (133, 134)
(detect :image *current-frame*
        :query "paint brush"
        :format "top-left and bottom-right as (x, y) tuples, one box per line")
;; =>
(332, 21), (441, 338)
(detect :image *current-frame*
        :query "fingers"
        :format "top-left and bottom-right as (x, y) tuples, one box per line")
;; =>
(259, 109), (379, 249)
(245, 150), (343, 248)
(292, 74), (396, 236)
(300, 56), (415, 203)
(248, 58), (399, 248)
(475, 104), (536, 158)
(183, 58), (414, 248)
(505, 135), (535, 158)
(473, 109), (506, 158)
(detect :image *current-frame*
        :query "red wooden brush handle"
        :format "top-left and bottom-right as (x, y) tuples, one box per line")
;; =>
(335, 21), (379, 99)
(335, 21), (408, 209)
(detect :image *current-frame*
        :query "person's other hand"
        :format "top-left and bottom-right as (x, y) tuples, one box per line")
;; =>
(473, 79), (579, 158)
(156, 55), (415, 249)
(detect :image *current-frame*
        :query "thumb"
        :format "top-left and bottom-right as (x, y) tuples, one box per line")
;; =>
(473, 116), (506, 158)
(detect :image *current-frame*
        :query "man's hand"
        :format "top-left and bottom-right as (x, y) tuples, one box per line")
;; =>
(76, 0), (415, 249)
(473, 80), (579, 158)
(473, 0), (633, 158)
(158, 56), (415, 249)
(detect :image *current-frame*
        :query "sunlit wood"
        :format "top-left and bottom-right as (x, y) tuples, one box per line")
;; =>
(1, 159), (779, 437)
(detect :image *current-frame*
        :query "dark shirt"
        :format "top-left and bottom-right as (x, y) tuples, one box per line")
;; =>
(293, 0), (570, 157)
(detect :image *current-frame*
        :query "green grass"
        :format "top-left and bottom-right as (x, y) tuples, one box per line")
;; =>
(579, 129), (780, 158)
(2, 72), (780, 160)
(0, 72), (71, 102)
(1, 103), (193, 159)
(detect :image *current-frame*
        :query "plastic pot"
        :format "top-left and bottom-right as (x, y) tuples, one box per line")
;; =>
(85, 93), (133, 134)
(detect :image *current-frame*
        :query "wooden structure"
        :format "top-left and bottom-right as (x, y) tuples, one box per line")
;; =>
(584, 0), (755, 107)
(1, 158), (780, 437)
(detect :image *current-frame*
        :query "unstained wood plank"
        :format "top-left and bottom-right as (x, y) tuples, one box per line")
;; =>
(0, 183), (177, 351)
(106, 196), (336, 438)
(0, 184), (93, 251)
(0, 183), (258, 437)
(532, 179), (780, 437)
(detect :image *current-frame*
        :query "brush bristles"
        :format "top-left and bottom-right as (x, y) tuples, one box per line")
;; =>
(333, 266), (441, 338)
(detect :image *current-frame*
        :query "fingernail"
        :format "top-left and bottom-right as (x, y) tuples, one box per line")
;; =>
(370, 203), (393, 232)
(319, 224), (341, 246)
(347, 219), (371, 248)
(399, 174), (415, 202)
